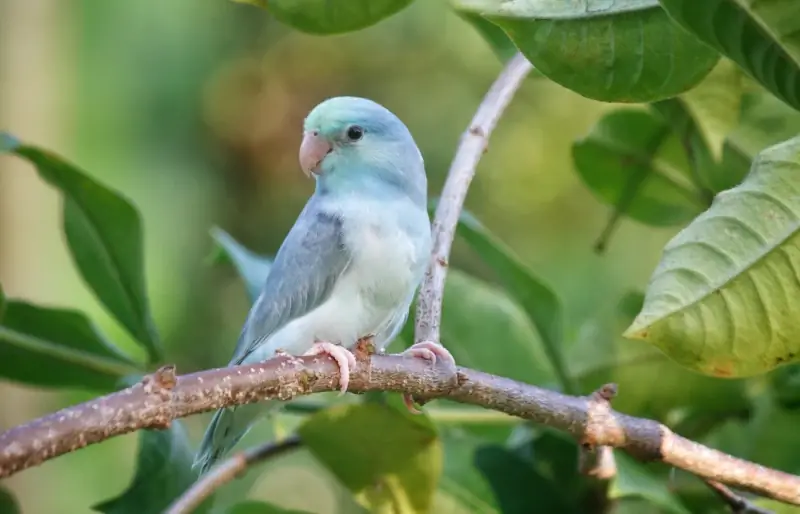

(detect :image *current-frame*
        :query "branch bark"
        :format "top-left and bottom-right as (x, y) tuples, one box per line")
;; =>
(414, 52), (533, 345)
(1, 356), (799, 506)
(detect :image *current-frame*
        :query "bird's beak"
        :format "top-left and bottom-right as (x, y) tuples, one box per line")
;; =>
(299, 130), (332, 177)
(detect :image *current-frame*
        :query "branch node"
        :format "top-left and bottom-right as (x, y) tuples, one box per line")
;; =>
(142, 365), (177, 397)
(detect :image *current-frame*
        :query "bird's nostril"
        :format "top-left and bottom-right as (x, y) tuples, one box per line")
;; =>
(312, 130), (319, 136)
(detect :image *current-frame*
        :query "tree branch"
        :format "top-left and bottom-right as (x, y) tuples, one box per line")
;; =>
(165, 435), (303, 514)
(1, 356), (799, 506)
(414, 52), (533, 345)
(705, 480), (776, 514)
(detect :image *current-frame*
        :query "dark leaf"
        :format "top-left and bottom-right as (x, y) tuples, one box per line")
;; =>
(225, 501), (314, 514)
(0, 300), (140, 390)
(1, 134), (161, 363)
(94, 422), (211, 514)
(658, 0), (800, 112)
(297, 403), (440, 513)
(475, 445), (577, 513)
(478, 1), (719, 103)
(0, 487), (20, 514)
(210, 227), (272, 304)
(729, 89), (800, 158)
(439, 430), (499, 513)
(457, 212), (573, 392)
(573, 108), (707, 227)
(259, 0), (415, 35)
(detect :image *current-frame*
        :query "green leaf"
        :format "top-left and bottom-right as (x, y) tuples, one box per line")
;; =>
(452, 0), (518, 62)
(456, 213), (573, 392)
(610, 454), (690, 514)
(441, 271), (555, 387)
(651, 99), (751, 197)
(0, 300), (140, 390)
(679, 59), (744, 162)
(474, 445), (577, 514)
(730, 90), (800, 158)
(473, 1), (719, 103)
(297, 403), (440, 514)
(262, 0), (414, 35)
(1, 135), (161, 363)
(572, 291), (747, 419)
(658, 0), (800, 111)
(573, 109), (706, 227)
(225, 501), (313, 514)
(230, 0), (267, 7)
(210, 227), (272, 304)
(439, 431), (499, 514)
(625, 135), (800, 378)
(0, 487), (20, 514)
(94, 422), (211, 514)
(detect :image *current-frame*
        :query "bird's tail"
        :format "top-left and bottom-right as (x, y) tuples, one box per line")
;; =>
(193, 401), (272, 475)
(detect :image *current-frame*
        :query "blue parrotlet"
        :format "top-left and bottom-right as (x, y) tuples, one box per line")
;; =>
(194, 96), (456, 474)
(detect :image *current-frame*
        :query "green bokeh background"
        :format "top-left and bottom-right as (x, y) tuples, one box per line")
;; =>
(0, 1), (697, 512)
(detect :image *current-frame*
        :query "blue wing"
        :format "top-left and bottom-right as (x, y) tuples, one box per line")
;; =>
(229, 196), (352, 365)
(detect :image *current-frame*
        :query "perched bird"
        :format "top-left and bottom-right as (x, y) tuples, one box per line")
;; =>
(194, 96), (455, 474)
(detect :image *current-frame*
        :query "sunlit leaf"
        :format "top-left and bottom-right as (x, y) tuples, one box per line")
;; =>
(658, 0), (800, 111)
(298, 403), (440, 514)
(571, 291), (747, 419)
(456, 213), (572, 392)
(465, 0), (719, 102)
(94, 422), (211, 514)
(441, 271), (554, 387)
(610, 454), (690, 514)
(474, 445), (577, 513)
(0, 300), (140, 390)
(0, 487), (20, 514)
(625, 135), (800, 377)
(1, 134), (161, 363)
(572, 109), (706, 227)
(679, 59), (744, 161)
(225, 501), (313, 514)
(210, 227), (272, 304)
(260, 0), (414, 35)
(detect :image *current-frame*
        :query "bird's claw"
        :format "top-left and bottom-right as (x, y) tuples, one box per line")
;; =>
(400, 341), (456, 414)
(303, 342), (357, 395)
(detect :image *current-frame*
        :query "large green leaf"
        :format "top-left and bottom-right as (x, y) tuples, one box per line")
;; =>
(730, 89), (800, 158)
(572, 109), (707, 227)
(0, 487), (20, 514)
(572, 291), (747, 419)
(0, 300), (140, 390)
(625, 135), (800, 377)
(474, 445), (577, 513)
(658, 0), (800, 111)
(210, 227), (272, 304)
(258, 0), (414, 35)
(297, 403), (440, 514)
(439, 431), (499, 514)
(94, 422), (211, 514)
(456, 213), (571, 392)
(1, 134), (161, 362)
(463, 0), (719, 103)
(452, 0), (518, 62)
(225, 501), (313, 514)
(441, 271), (554, 387)
(610, 454), (690, 514)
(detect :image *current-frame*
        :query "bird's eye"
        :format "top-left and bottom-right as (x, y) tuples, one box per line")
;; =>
(346, 125), (364, 141)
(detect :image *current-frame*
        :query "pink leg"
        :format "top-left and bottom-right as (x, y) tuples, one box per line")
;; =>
(304, 342), (357, 395)
(400, 341), (456, 414)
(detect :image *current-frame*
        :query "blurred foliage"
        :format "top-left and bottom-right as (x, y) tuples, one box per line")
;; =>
(2, 0), (800, 513)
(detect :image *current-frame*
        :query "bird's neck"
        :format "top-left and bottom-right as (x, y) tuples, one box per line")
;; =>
(315, 163), (426, 208)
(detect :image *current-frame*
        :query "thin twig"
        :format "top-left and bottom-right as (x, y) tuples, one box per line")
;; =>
(706, 480), (775, 514)
(414, 52), (533, 345)
(2, 357), (800, 507)
(166, 436), (302, 514)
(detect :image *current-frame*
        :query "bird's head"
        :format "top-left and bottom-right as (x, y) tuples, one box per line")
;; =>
(300, 96), (426, 204)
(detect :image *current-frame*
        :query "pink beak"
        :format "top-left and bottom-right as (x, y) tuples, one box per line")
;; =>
(299, 130), (332, 177)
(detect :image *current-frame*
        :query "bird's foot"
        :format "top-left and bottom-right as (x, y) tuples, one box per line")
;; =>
(399, 341), (456, 414)
(303, 341), (357, 395)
